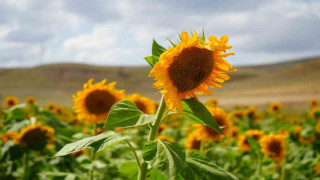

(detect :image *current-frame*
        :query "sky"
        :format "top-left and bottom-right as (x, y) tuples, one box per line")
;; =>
(0, 0), (320, 67)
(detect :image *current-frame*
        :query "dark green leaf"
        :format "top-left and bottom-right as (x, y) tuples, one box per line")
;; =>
(144, 56), (159, 67)
(148, 140), (186, 180)
(152, 39), (166, 57)
(182, 98), (223, 134)
(182, 151), (238, 180)
(54, 131), (127, 157)
(119, 162), (139, 180)
(143, 141), (158, 161)
(104, 100), (156, 128)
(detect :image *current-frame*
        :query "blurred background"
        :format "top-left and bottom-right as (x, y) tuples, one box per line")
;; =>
(0, 0), (319, 110)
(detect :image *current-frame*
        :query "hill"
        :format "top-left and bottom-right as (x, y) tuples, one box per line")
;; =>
(0, 57), (319, 110)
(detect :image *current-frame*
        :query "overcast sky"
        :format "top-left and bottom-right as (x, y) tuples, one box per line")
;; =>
(0, 0), (320, 67)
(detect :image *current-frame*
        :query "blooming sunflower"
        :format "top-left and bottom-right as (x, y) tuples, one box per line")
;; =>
(25, 96), (36, 104)
(126, 93), (155, 114)
(229, 109), (243, 120)
(193, 107), (233, 142)
(0, 131), (18, 143)
(73, 79), (125, 123)
(15, 123), (55, 150)
(157, 135), (174, 142)
(4, 96), (19, 109)
(206, 98), (218, 107)
(311, 107), (320, 119)
(244, 106), (258, 119)
(149, 31), (235, 113)
(309, 99), (319, 109)
(46, 103), (57, 111)
(54, 106), (64, 115)
(268, 102), (282, 114)
(185, 131), (201, 151)
(237, 129), (264, 152)
(315, 163), (320, 175)
(260, 134), (286, 165)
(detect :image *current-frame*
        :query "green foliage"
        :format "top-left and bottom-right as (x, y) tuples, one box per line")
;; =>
(54, 131), (127, 156)
(119, 162), (139, 180)
(182, 98), (223, 134)
(144, 56), (159, 67)
(104, 100), (156, 128)
(143, 140), (186, 180)
(152, 39), (166, 57)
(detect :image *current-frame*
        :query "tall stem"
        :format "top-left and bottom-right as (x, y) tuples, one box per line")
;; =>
(22, 152), (29, 180)
(89, 123), (97, 180)
(138, 95), (167, 180)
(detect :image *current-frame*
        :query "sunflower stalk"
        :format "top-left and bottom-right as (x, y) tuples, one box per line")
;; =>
(89, 123), (97, 180)
(138, 95), (167, 180)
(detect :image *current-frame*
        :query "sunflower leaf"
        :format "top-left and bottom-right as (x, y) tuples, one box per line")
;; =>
(119, 162), (139, 180)
(180, 151), (238, 180)
(152, 39), (166, 57)
(145, 140), (186, 180)
(104, 100), (156, 128)
(54, 131), (127, 157)
(144, 55), (159, 67)
(182, 98), (223, 134)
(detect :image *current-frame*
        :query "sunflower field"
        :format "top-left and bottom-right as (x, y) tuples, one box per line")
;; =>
(1, 31), (320, 180)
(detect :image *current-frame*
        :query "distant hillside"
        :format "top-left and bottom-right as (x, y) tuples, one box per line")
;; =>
(0, 57), (319, 110)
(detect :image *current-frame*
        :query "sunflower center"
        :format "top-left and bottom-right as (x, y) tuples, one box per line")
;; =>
(85, 90), (115, 115)
(273, 106), (279, 111)
(21, 128), (48, 144)
(135, 100), (146, 113)
(168, 47), (214, 92)
(191, 138), (201, 150)
(8, 100), (14, 106)
(268, 140), (281, 156)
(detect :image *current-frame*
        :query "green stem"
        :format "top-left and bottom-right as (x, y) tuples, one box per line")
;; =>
(200, 140), (205, 154)
(22, 152), (29, 180)
(126, 140), (141, 167)
(256, 153), (263, 177)
(89, 123), (97, 180)
(138, 95), (167, 180)
(279, 159), (286, 180)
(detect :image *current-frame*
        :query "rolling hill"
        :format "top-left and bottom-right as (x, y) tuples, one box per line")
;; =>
(0, 57), (319, 110)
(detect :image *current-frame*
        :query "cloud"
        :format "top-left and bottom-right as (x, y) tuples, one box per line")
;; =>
(0, 0), (319, 67)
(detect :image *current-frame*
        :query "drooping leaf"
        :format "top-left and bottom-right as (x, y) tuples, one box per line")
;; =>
(54, 131), (127, 157)
(181, 151), (238, 180)
(152, 39), (166, 57)
(145, 140), (186, 180)
(144, 56), (159, 67)
(119, 162), (139, 180)
(104, 100), (156, 129)
(182, 98), (223, 134)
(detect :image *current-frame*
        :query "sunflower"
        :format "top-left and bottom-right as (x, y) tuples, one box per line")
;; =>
(206, 98), (218, 107)
(309, 99), (319, 109)
(294, 125), (315, 144)
(0, 131), (18, 143)
(268, 102), (282, 114)
(193, 107), (233, 142)
(15, 123), (54, 150)
(237, 129), (264, 152)
(244, 106), (258, 119)
(185, 131), (201, 151)
(157, 135), (174, 142)
(316, 121), (320, 134)
(126, 93), (155, 114)
(149, 31), (235, 113)
(311, 107), (320, 119)
(315, 163), (320, 175)
(229, 109), (243, 120)
(230, 126), (239, 139)
(46, 103), (57, 111)
(4, 96), (19, 109)
(260, 134), (286, 165)
(25, 96), (36, 104)
(54, 106), (64, 115)
(73, 79), (125, 123)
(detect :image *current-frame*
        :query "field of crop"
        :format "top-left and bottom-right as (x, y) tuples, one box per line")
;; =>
(1, 34), (320, 180)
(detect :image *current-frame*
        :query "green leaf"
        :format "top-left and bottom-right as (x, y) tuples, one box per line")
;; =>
(152, 39), (166, 57)
(246, 136), (260, 152)
(147, 140), (186, 180)
(183, 151), (238, 180)
(54, 131), (127, 157)
(104, 100), (156, 128)
(182, 98), (223, 134)
(119, 162), (139, 180)
(148, 169), (167, 180)
(143, 141), (158, 161)
(144, 55), (159, 67)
